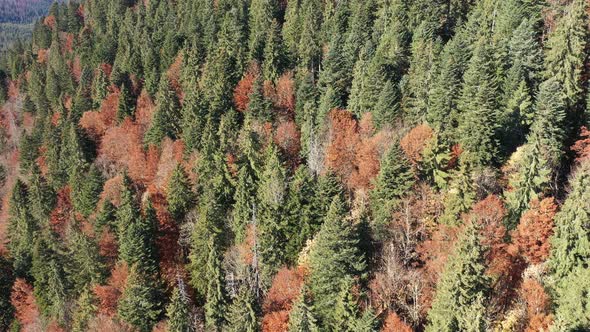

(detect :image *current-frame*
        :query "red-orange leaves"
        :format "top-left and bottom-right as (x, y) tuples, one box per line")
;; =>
(262, 267), (306, 332)
(10, 278), (40, 327)
(572, 126), (590, 163)
(400, 124), (434, 165)
(512, 198), (557, 265)
(519, 278), (553, 332)
(234, 63), (260, 112)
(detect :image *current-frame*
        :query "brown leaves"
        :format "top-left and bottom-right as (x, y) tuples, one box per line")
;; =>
(93, 263), (129, 317)
(234, 63), (260, 112)
(400, 124), (434, 165)
(571, 126), (590, 163)
(512, 198), (557, 265)
(262, 267), (307, 332)
(10, 278), (40, 327)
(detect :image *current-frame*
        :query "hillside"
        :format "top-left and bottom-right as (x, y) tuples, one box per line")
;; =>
(0, 0), (589, 331)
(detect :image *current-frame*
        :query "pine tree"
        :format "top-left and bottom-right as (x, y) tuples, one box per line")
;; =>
(117, 264), (163, 332)
(166, 285), (194, 332)
(426, 222), (490, 332)
(262, 19), (285, 82)
(248, 0), (278, 60)
(0, 254), (15, 331)
(167, 163), (195, 222)
(66, 224), (106, 293)
(117, 81), (135, 122)
(231, 161), (258, 243)
(225, 284), (259, 332)
(331, 279), (360, 332)
(7, 180), (36, 277)
(119, 198), (159, 274)
(28, 163), (56, 224)
(308, 196), (366, 325)
(70, 164), (104, 217)
(144, 77), (182, 146)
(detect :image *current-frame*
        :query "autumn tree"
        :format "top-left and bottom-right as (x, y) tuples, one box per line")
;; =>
(512, 198), (557, 265)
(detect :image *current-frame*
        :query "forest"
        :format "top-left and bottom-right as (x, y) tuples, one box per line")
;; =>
(0, 0), (589, 331)
(0, 0), (61, 52)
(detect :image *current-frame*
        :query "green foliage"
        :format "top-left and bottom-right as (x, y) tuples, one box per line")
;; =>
(144, 77), (181, 146)
(117, 264), (163, 332)
(288, 287), (319, 332)
(167, 163), (195, 222)
(71, 288), (98, 332)
(70, 164), (103, 217)
(225, 284), (259, 332)
(308, 196), (366, 326)
(166, 285), (194, 332)
(7, 180), (36, 277)
(426, 222), (490, 332)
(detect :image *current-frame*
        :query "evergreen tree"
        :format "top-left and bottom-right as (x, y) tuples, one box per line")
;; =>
(167, 163), (195, 222)
(457, 39), (500, 167)
(71, 289), (98, 332)
(288, 287), (319, 332)
(144, 77), (182, 145)
(231, 161), (258, 243)
(256, 143), (287, 287)
(370, 143), (415, 238)
(331, 279), (360, 332)
(119, 198), (159, 274)
(166, 285), (194, 332)
(117, 264), (163, 332)
(543, 0), (588, 111)
(308, 196), (366, 326)
(0, 254), (14, 331)
(262, 19), (285, 82)
(440, 163), (475, 225)
(225, 284), (259, 332)
(70, 164), (104, 217)
(28, 163), (56, 224)
(248, 0), (278, 60)
(7, 180), (36, 277)
(66, 224), (106, 293)
(426, 222), (490, 332)
(117, 81), (135, 121)
(204, 236), (227, 331)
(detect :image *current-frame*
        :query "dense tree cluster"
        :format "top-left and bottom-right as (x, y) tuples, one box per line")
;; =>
(0, 0), (589, 331)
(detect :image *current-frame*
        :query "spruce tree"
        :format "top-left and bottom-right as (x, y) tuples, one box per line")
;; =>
(262, 19), (285, 82)
(28, 163), (56, 224)
(70, 164), (104, 217)
(7, 180), (36, 277)
(457, 38), (500, 167)
(66, 224), (106, 293)
(370, 143), (415, 238)
(166, 285), (194, 332)
(119, 198), (159, 274)
(231, 161), (258, 243)
(167, 163), (195, 222)
(117, 264), (163, 332)
(0, 254), (15, 331)
(308, 196), (366, 326)
(257, 142), (287, 287)
(426, 222), (490, 332)
(144, 77), (182, 146)
(225, 284), (259, 332)
(117, 81), (135, 122)
(288, 287), (319, 332)
(248, 0), (278, 60)
(71, 289), (98, 332)
(204, 236), (227, 331)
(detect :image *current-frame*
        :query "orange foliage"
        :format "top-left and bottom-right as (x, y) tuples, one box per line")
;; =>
(512, 198), (557, 265)
(325, 109), (360, 184)
(44, 15), (56, 29)
(167, 54), (184, 101)
(519, 279), (553, 332)
(400, 124), (434, 165)
(418, 224), (460, 284)
(275, 72), (295, 114)
(571, 126), (590, 163)
(94, 263), (128, 317)
(49, 186), (73, 238)
(148, 191), (180, 282)
(10, 278), (40, 327)
(233, 63), (260, 112)
(80, 89), (119, 139)
(64, 33), (75, 54)
(37, 49), (49, 64)
(274, 120), (301, 165)
(382, 312), (413, 332)
(262, 267), (307, 332)
(99, 227), (118, 268)
(72, 56), (82, 82)
(134, 90), (156, 129)
(100, 175), (124, 207)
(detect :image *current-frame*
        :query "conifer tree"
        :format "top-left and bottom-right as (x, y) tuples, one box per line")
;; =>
(543, 0), (588, 111)
(70, 164), (103, 217)
(144, 77), (182, 145)
(426, 222), (490, 332)
(262, 19), (285, 82)
(167, 163), (195, 223)
(117, 81), (135, 122)
(231, 161), (258, 243)
(257, 142), (287, 286)
(66, 224), (106, 293)
(166, 285), (194, 332)
(331, 279), (361, 332)
(28, 163), (56, 224)
(308, 196), (366, 325)
(370, 143), (415, 237)
(71, 289), (98, 332)
(225, 284), (259, 332)
(284, 165), (317, 263)
(288, 287), (319, 332)
(0, 255), (14, 331)
(457, 38), (500, 167)
(248, 0), (278, 60)
(117, 264), (163, 332)
(204, 236), (227, 331)
(119, 198), (159, 274)
(7, 180), (36, 277)
(440, 162), (475, 225)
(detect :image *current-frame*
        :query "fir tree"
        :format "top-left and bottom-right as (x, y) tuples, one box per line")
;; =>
(166, 285), (194, 332)
(257, 142), (287, 287)
(117, 264), (163, 332)
(426, 222), (490, 332)
(204, 236), (227, 331)
(144, 77), (182, 146)
(7, 180), (36, 277)
(71, 288), (98, 332)
(167, 163), (195, 223)
(308, 196), (366, 326)
(225, 284), (259, 332)
(0, 254), (14, 331)
(70, 164), (104, 217)
(119, 199), (159, 274)
(288, 287), (319, 332)
(248, 0), (278, 60)
(117, 81), (135, 122)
